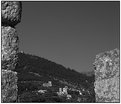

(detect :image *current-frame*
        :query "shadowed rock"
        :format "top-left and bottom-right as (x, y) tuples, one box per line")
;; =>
(94, 49), (119, 102)
(1, 1), (22, 27)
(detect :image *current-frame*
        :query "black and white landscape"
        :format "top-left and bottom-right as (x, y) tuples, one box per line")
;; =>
(15, 52), (95, 102)
(1, 1), (119, 103)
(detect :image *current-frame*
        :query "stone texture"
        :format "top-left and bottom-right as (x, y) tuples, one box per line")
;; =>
(1, 70), (18, 103)
(2, 26), (19, 70)
(94, 49), (119, 102)
(1, 1), (22, 26)
(1, 1), (22, 102)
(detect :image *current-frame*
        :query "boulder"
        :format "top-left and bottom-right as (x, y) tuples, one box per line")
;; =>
(1, 1), (22, 26)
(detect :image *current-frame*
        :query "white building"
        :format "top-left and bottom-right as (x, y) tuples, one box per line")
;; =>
(67, 94), (72, 99)
(38, 90), (47, 94)
(63, 87), (68, 94)
(43, 81), (52, 87)
(57, 86), (68, 95)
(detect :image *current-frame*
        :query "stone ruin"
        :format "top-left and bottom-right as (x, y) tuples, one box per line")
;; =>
(1, 1), (22, 102)
(94, 49), (120, 102)
(1, 1), (120, 103)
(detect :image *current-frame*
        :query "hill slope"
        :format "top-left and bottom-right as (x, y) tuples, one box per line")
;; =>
(15, 52), (95, 102)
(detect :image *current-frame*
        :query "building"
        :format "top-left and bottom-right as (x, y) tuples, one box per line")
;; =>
(38, 90), (47, 94)
(43, 81), (52, 87)
(63, 87), (68, 94)
(67, 94), (72, 99)
(57, 86), (68, 95)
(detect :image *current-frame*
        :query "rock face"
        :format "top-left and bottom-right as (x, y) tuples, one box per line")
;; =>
(94, 49), (119, 102)
(1, 1), (22, 26)
(1, 70), (18, 103)
(2, 26), (19, 70)
(1, 1), (22, 103)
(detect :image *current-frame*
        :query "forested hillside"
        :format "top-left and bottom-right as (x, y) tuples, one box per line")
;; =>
(15, 52), (95, 102)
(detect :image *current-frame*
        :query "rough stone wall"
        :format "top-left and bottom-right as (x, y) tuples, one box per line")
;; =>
(1, 70), (18, 103)
(1, 1), (22, 103)
(94, 49), (120, 102)
(2, 26), (19, 70)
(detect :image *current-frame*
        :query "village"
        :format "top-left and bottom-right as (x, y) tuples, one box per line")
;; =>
(31, 80), (88, 101)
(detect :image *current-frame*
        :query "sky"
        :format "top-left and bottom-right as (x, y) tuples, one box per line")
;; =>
(16, 1), (120, 73)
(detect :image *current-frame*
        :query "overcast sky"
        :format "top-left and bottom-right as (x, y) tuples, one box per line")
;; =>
(16, 1), (120, 73)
